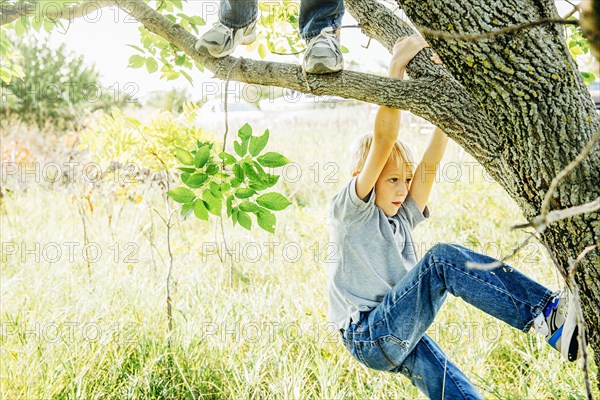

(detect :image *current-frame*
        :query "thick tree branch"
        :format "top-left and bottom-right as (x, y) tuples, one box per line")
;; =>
(1, 1), (34, 25)
(125, 4), (454, 111)
(3, 0), (506, 178)
(110, 0), (505, 173)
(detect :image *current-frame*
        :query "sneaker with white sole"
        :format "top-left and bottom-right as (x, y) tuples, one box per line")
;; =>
(303, 27), (343, 74)
(534, 289), (582, 361)
(195, 20), (257, 58)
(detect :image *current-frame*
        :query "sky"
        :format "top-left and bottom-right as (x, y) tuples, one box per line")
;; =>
(44, 1), (393, 101)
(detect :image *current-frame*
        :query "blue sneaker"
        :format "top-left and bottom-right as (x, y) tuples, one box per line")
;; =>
(538, 290), (581, 361)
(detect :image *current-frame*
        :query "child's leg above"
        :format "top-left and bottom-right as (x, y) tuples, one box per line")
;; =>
(219, 0), (258, 29)
(195, 0), (258, 58)
(298, 0), (345, 40)
(299, 0), (345, 73)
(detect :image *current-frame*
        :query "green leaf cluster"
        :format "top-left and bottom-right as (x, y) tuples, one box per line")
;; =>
(10, 0), (62, 37)
(167, 123), (292, 233)
(127, 10), (204, 84)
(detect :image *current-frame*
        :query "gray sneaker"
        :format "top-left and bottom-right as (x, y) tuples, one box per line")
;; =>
(303, 27), (343, 74)
(195, 20), (257, 58)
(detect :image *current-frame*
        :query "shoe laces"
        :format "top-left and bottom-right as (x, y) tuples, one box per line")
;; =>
(210, 21), (233, 37)
(306, 27), (340, 53)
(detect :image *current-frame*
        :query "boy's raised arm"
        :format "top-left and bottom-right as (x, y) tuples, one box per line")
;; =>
(355, 107), (400, 200)
(409, 127), (448, 212)
(355, 36), (434, 201)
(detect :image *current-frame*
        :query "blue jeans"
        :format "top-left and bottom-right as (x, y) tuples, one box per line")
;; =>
(340, 243), (554, 399)
(219, 0), (344, 39)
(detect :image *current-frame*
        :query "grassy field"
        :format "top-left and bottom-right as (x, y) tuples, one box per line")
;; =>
(1, 105), (597, 399)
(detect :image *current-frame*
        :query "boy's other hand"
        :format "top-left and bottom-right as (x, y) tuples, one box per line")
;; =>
(388, 35), (441, 78)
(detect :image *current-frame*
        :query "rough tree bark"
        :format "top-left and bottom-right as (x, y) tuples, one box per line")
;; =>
(3, 0), (599, 387)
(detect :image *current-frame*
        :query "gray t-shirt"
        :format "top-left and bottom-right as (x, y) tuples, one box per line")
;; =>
(327, 176), (429, 330)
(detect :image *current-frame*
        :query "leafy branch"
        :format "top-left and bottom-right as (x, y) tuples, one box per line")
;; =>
(167, 123), (292, 234)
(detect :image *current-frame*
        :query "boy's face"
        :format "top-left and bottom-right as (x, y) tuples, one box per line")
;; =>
(374, 157), (412, 217)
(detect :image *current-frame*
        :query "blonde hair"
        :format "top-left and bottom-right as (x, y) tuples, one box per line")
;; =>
(350, 133), (415, 175)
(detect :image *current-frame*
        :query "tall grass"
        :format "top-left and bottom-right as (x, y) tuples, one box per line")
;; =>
(1, 105), (596, 399)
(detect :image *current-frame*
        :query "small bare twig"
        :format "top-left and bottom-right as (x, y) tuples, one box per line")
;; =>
(470, 196), (599, 270)
(164, 196), (176, 337)
(541, 127), (600, 216)
(144, 209), (164, 274)
(567, 245), (597, 400)
(301, 64), (313, 93)
(563, 0), (579, 11)
(222, 57), (242, 150)
(415, 18), (578, 41)
(220, 57), (242, 289)
(76, 187), (92, 279)
(144, 147), (177, 339)
(514, 197), (600, 232)
(151, 207), (168, 225)
(466, 231), (537, 270)
(562, 5), (580, 20)
(569, 244), (599, 287)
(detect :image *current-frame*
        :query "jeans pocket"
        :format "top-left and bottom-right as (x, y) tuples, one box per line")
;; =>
(355, 335), (409, 371)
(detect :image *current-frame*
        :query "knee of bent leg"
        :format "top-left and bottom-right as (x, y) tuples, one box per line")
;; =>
(426, 243), (453, 260)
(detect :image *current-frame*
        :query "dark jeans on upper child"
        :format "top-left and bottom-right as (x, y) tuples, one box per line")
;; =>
(218, 0), (344, 39)
(340, 243), (554, 400)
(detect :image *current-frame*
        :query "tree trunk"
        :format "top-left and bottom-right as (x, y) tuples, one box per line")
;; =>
(393, 0), (600, 381)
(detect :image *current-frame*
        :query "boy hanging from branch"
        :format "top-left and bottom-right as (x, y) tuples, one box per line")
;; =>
(328, 35), (581, 399)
